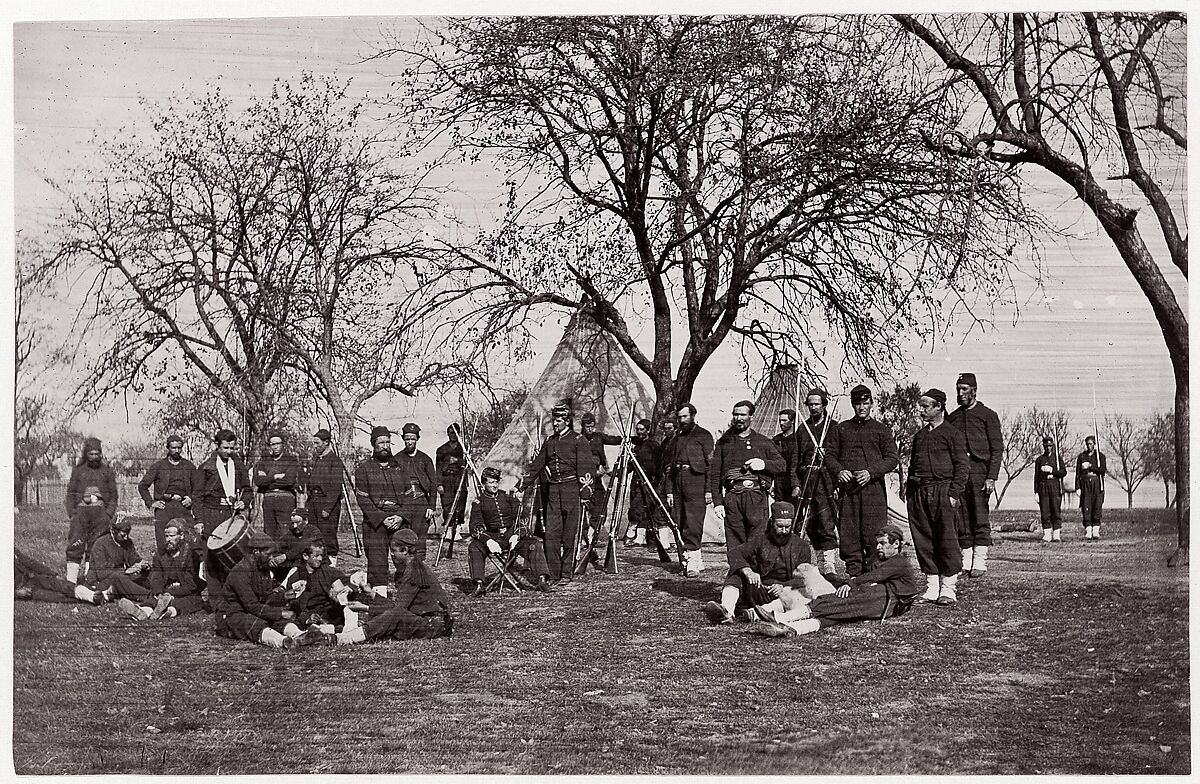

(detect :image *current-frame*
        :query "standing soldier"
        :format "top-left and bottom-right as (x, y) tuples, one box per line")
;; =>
(946, 372), (1003, 578)
(193, 428), (253, 606)
(253, 432), (303, 540)
(653, 418), (678, 551)
(435, 425), (468, 544)
(1035, 437), (1068, 543)
(772, 409), (799, 503)
(1076, 436), (1107, 540)
(523, 403), (589, 583)
(578, 412), (622, 570)
(708, 400), (786, 566)
(64, 437), (119, 584)
(138, 434), (197, 555)
(390, 423), (438, 562)
(354, 425), (407, 596)
(906, 389), (968, 606)
(307, 428), (348, 566)
(826, 385), (899, 577)
(794, 389), (842, 576)
(624, 419), (665, 547)
(665, 403), (715, 578)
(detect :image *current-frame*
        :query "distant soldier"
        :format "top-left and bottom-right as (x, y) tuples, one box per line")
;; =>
(1076, 436), (1107, 540)
(708, 400), (786, 558)
(253, 432), (303, 540)
(906, 389), (968, 606)
(137, 433), (197, 554)
(1035, 437), (1068, 543)
(435, 425), (468, 542)
(523, 403), (589, 583)
(307, 428), (348, 565)
(390, 423), (438, 562)
(64, 436), (118, 584)
(665, 403), (715, 578)
(467, 466), (552, 595)
(825, 385), (899, 577)
(946, 372), (1003, 578)
(794, 389), (841, 575)
(578, 412), (622, 569)
(772, 409), (798, 503)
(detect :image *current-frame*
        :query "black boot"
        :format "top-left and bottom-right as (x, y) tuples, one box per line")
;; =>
(535, 575), (552, 593)
(470, 580), (487, 598)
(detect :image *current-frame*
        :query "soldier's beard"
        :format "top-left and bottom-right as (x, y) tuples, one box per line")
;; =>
(375, 448), (392, 462)
(87, 457), (102, 468)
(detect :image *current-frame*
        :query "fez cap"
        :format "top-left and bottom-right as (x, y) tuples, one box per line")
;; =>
(770, 501), (795, 520)
(267, 431), (285, 443)
(580, 412), (596, 425)
(370, 425), (392, 443)
(1042, 436), (1055, 445)
(313, 428), (332, 441)
(921, 388), (947, 406)
(165, 517), (191, 532)
(83, 437), (102, 453)
(481, 466), (502, 481)
(392, 528), (420, 546)
(879, 524), (905, 542)
(111, 517), (132, 531)
(165, 433), (184, 446)
(401, 422), (421, 436)
(957, 372), (978, 388)
(850, 384), (872, 403)
(248, 532), (277, 550)
(290, 507), (309, 520)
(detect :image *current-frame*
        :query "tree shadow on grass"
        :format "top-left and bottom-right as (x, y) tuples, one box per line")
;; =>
(651, 576), (717, 602)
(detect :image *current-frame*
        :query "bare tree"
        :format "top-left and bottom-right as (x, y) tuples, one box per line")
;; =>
(382, 16), (1038, 423)
(1104, 414), (1150, 509)
(1141, 411), (1175, 508)
(895, 12), (1187, 562)
(876, 382), (923, 499)
(996, 410), (1038, 508)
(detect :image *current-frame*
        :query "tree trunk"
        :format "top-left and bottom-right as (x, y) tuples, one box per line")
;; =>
(1167, 378), (1189, 566)
(14, 476), (26, 506)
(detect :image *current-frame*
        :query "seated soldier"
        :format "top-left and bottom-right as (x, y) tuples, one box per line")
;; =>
(86, 517), (156, 619)
(323, 529), (453, 645)
(753, 524), (921, 637)
(146, 519), (206, 619)
(65, 485), (112, 584)
(275, 507), (325, 578)
(467, 466), (552, 596)
(283, 543), (354, 631)
(703, 501), (812, 625)
(215, 532), (326, 650)
(15, 548), (105, 605)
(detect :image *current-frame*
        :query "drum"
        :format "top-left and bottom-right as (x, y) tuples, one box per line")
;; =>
(207, 514), (251, 570)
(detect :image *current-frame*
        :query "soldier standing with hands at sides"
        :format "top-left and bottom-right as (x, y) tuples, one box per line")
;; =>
(253, 432), (303, 540)
(1035, 437), (1068, 543)
(137, 434), (197, 555)
(435, 425), (467, 544)
(523, 403), (589, 584)
(825, 385), (899, 577)
(390, 423), (438, 561)
(666, 403), (715, 578)
(772, 409), (799, 503)
(1076, 436), (1107, 540)
(307, 429), (348, 566)
(794, 390), (842, 576)
(708, 400), (786, 561)
(946, 373), (1003, 578)
(355, 425), (407, 596)
(906, 389), (969, 607)
(64, 437), (119, 584)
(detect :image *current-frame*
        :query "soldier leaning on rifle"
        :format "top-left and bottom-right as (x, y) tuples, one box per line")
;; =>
(253, 432), (304, 541)
(772, 409), (799, 503)
(665, 403), (715, 578)
(793, 389), (842, 576)
(825, 385), (899, 578)
(522, 403), (590, 584)
(946, 372), (1003, 578)
(625, 419), (669, 548)
(64, 437), (119, 584)
(137, 433), (197, 555)
(435, 425), (468, 541)
(467, 466), (552, 596)
(307, 428), (348, 565)
(708, 400), (786, 556)
(906, 388), (969, 607)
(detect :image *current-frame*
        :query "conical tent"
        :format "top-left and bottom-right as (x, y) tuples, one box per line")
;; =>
(751, 364), (802, 436)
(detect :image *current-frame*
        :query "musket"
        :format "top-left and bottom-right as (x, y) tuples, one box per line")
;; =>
(625, 450), (686, 567)
(797, 397), (839, 540)
(434, 451), (470, 567)
(339, 479), (363, 558)
(575, 408), (634, 575)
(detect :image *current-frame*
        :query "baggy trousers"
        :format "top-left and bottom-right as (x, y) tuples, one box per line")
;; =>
(956, 462), (993, 548)
(838, 482), (889, 577)
(1037, 484), (1063, 530)
(309, 497), (342, 557)
(1079, 475), (1104, 526)
(907, 481), (962, 577)
(722, 489), (770, 551)
(672, 470), (707, 552)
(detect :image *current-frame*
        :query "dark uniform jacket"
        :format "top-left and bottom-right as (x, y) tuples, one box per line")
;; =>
(908, 421), (969, 499)
(284, 562), (348, 624)
(840, 553), (920, 599)
(794, 416), (841, 490)
(666, 425), (714, 482)
(253, 454), (304, 494)
(137, 457), (197, 507)
(307, 449), (348, 504)
(826, 417), (899, 486)
(527, 429), (589, 485)
(435, 440), (466, 492)
(372, 559), (449, 617)
(194, 453), (253, 511)
(772, 429), (799, 486)
(354, 458), (410, 528)
(221, 558), (288, 622)
(946, 402), (1003, 481)
(1034, 452), (1068, 494)
(707, 429), (786, 504)
(728, 529), (813, 584)
(149, 547), (200, 597)
(579, 431), (623, 476)
(89, 535), (144, 583)
(66, 463), (119, 521)
(278, 524), (326, 566)
(390, 450), (437, 508)
(471, 490), (524, 540)
(631, 436), (660, 487)
(1075, 450), (1107, 481)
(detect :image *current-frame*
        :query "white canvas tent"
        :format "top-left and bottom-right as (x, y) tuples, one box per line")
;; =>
(751, 364), (802, 435)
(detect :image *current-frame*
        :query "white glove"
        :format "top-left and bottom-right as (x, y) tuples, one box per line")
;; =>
(745, 458), (766, 472)
(508, 534), (519, 550)
(1040, 464), (1051, 473)
(1082, 461), (1091, 469)
(486, 538), (503, 555)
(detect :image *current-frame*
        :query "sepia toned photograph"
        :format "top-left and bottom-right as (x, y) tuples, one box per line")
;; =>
(9, 8), (1188, 775)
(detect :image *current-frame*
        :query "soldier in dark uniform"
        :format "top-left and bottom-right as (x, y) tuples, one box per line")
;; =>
(825, 385), (899, 577)
(772, 409), (798, 502)
(253, 432), (304, 540)
(523, 403), (589, 583)
(283, 542), (351, 630)
(906, 388), (968, 606)
(64, 437), (118, 584)
(86, 517), (154, 619)
(1034, 436), (1068, 544)
(15, 548), (105, 605)
(651, 418), (678, 550)
(625, 419), (666, 547)
(794, 389), (842, 575)
(946, 372), (1003, 578)
(354, 425), (407, 595)
(147, 520), (205, 618)
(435, 425), (468, 543)
(390, 422), (438, 562)
(467, 466), (552, 595)
(578, 412), (623, 570)
(194, 429), (253, 609)
(275, 507), (325, 576)
(708, 400), (786, 568)
(215, 533), (320, 649)
(665, 403), (715, 577)
(137, 434), (197, 555)
(307, 428), (348, 565)
(1076, 435), (1107, 540)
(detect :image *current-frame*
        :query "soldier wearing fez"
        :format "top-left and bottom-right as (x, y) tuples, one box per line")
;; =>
(946, 372), (1003, 578)
(307, 428), (348, 565)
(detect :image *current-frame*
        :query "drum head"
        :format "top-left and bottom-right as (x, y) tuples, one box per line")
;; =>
(208, 515), (248, 550)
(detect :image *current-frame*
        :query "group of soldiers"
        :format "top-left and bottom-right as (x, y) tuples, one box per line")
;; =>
(18, 371), (1111, 647)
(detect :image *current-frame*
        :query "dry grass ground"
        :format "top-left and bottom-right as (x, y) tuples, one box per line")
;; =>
(11, 505), (1189, 774)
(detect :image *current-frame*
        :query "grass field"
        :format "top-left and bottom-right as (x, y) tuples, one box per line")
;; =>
(11, 505), (1190, 774)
